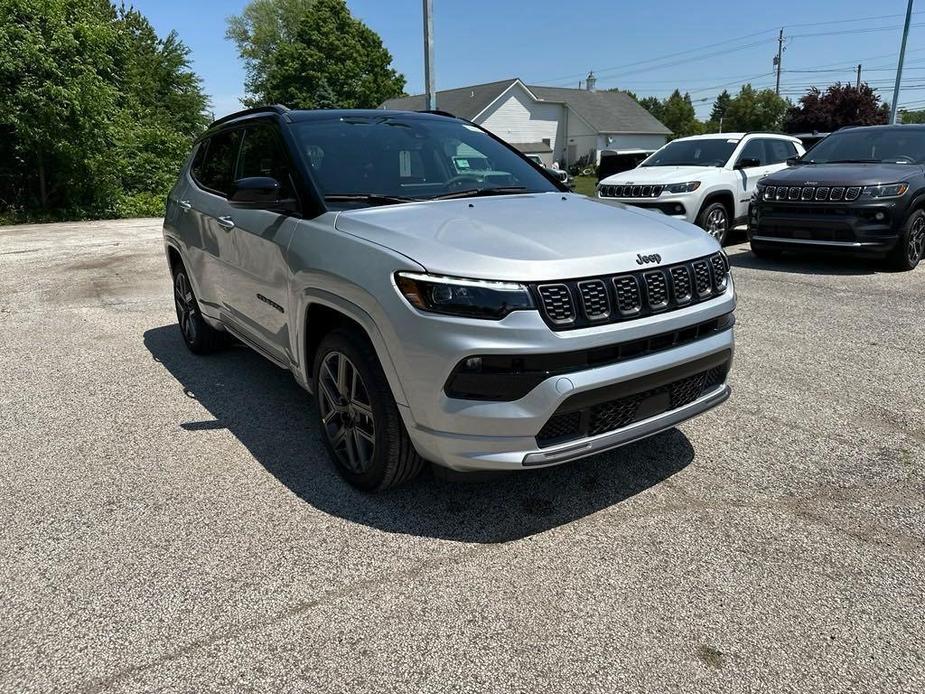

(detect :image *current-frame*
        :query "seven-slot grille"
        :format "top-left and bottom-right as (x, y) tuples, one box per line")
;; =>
(765, 185), (862, 202)
(532, 252), (729, 331)
(599, 184), (665, 198)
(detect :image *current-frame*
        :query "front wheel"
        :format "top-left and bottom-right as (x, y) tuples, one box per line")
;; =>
(696, 201), (730, 245)
(313, 329), (424, 490)
(887, 209), (924, 271)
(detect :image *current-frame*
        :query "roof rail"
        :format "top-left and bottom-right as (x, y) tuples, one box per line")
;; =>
(208, 104), (290, 129)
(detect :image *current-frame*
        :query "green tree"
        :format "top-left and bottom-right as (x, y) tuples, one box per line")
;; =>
(660, 90), (702, 138)
(226, 0), (317, 106)
(227, 0), (406, 109)
(0, 0), (120, 215)
(636, 96), (665, 122)
(899, 108), (925, 124)
(709, 90), (731, 123)
(723, 84), (789, 132)
(0, 0), (209, 220)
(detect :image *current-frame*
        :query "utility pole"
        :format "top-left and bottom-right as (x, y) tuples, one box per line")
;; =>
(890, 0), (914, 123)
(774, 28), (783, 95)
(423, 0), (436, 110)
(856, 64), (862, 89)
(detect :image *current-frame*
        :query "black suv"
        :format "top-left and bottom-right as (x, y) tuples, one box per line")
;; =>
(748, 125), (925, 271)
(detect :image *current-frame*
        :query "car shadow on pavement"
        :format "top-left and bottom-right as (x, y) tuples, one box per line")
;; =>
(144, 325), (695, 544)
(727, 248), (878, 276)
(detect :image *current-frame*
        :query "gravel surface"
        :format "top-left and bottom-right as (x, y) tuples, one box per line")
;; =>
(1, 218), (923, 693)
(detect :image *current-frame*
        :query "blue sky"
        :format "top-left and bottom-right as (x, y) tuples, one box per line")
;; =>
(131, 0), (925, 119)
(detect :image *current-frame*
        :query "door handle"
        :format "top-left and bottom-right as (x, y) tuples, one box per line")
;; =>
(216, 216), (235, 231)
(178, 199), (192, 212)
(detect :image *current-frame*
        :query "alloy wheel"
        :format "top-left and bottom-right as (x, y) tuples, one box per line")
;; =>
(909, 216), (925, 266)
(318, 351), (376, 473)
(174, 272), (198, 343)
(706, 207), (728, 240)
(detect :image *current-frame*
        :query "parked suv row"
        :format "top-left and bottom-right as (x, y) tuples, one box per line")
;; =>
(597, 133), (805, 244)
(163, 106), (735, 490)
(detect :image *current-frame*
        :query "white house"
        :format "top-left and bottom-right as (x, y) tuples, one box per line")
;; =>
(381, 77), (670, 168)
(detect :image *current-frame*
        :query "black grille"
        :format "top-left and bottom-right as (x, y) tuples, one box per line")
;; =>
(578, 280), (610, 320)
(670, 266), (692, 303)
(536, 411), (582, 444)
(643, 271), (668, 308)
(613, 276), (642, 315)
(763, 184), (865, 203)
(531, 252), (729, 331)
(537, 284), (575, 324)
(599, 183), (665, 199)
(692, 260), (712, 297)
(535, 359), (730, 447)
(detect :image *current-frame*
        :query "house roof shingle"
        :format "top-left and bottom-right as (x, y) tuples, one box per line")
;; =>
(380, 78), (670, 135)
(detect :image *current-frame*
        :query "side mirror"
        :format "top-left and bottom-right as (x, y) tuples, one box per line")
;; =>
(229, 176), (283, 208)
(785, 156), (800, 166)
(734, 157), (761, 170)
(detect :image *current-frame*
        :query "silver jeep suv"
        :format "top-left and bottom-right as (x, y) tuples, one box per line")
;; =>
(163, 106), (735, 490)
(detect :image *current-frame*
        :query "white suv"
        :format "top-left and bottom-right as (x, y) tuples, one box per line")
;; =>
(597, 133), (805, 244)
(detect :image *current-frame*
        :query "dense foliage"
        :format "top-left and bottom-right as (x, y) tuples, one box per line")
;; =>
(783, 83), (889, 133)
(227, 0), (405, 109)
(0, 0), (208, 222)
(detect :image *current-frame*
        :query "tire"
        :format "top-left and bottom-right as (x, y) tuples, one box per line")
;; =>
(886, 209), (925, 272)
(696, 201), (731, 245)
(313, 329), (424, 491)
(173, 267), (226, 354)
(750, 244), (783, 260)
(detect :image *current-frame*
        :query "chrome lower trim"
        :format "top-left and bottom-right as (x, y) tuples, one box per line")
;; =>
(751, 235), (862, 248)
(521, 384), (731, 466)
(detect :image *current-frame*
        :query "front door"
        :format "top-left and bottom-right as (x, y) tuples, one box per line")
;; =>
(733, 138), (781, 219)
(219, 122), (299, 364)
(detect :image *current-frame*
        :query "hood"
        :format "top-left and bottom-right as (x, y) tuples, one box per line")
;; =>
(599, 165), (719, 185)
(333, 192), (719, 282)
(765, 162), (923, 187)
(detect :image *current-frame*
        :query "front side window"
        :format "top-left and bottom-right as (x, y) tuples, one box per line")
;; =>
(641, 138), (739, 168)
(803, 129), (925, 164)
(196, 129), (241, 196)
(290, 114), (558, 206)
(736, 139), (766, 167)
(236, 124), (294, 198)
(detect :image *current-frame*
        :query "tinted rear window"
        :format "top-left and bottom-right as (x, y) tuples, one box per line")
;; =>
(196, 130), (241, 196)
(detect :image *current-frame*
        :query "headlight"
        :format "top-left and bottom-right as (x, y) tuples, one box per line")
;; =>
(395, 272), (534, 319)
(756, 184), (766, 200)
(862, 182), (909, 199)
(665, 181), (701, 194)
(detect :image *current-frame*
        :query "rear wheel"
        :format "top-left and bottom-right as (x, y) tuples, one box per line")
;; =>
(887, 209), (924, 271)
(313, 329), (424, 490)
(697, 201), (731, 245)
(173, 268), (225, 354)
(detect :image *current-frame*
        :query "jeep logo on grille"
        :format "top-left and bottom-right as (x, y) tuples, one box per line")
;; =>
(636, 253), (662, 265)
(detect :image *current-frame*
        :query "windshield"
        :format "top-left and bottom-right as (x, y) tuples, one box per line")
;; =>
(641, 139), (738, 167)
(802, 128), (925, 164)
(291, 115), (559, 206)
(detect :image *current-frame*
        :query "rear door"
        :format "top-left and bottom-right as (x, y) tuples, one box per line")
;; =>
(219, 121), (299, 364)
(187, 129), (242, 314)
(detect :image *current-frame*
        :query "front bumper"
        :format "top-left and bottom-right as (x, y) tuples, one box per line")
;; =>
(748, 199), (904, 256)
(387, 287), (735, 471)
(597, 192), (691, 220)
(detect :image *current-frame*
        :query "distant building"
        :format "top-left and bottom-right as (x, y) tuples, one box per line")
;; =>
(381, 77), (670, 167)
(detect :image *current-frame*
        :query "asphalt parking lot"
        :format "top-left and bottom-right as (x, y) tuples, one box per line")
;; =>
(1, 217), (923, 693)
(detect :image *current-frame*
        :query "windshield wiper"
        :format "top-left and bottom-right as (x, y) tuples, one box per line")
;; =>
(428, 186), (528, 200)
(323, 193), (419, 206)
